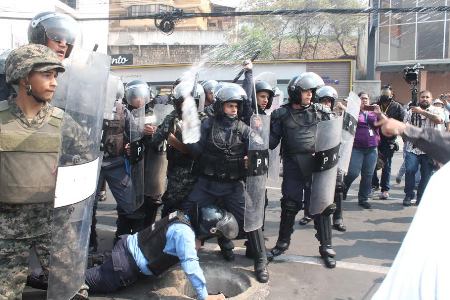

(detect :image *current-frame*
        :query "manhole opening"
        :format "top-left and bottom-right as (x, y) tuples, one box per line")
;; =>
(182, 271), (251, 298)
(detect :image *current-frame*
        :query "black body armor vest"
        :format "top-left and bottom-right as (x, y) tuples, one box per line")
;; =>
(137, 211), (191, 276)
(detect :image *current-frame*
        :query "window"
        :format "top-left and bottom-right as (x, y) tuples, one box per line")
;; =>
(389, 24), (415, 61)
(127, 4), (174, 17)
(417, 21), (445, 59)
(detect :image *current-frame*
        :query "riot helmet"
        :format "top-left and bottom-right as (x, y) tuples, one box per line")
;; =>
(5, 44), (65, 85)
(288, 72), (324, 105)
(255, 80), (275, 110)
(202, 79), (218, 106)
(379, 84), (393, 103)
(191, 205), (239, 241)
(28, 12), (79, 58)
(316, 85), (338, 109)
(172, 81), (205, 112)
(124, 80), (151, 109)
(213, 81), (233, 97)
(213, 83), (246, 118)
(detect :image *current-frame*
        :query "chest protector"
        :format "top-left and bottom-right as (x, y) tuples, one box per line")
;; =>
(198, 118), (247, 180)
(137, 211), (191, 276)
(0, 106), (63, 204)
(281, 106), (322, 156)
(102, 103), (125, 158)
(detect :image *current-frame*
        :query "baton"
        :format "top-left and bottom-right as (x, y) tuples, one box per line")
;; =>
(232, 50), (261, 83)
(93, 44), (98, 52)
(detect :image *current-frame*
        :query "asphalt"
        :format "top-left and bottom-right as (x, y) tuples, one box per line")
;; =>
(24, 147), (417, 300)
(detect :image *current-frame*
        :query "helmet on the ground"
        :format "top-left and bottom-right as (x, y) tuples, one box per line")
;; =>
(316, 85), (338, 109)
(255, 80), (275, 110)
(202, 80), (218, 94)
(192, 205), (239, 241)
(28, 12), (79, 58)
(288, 72), (324, 104)
(213, 83), (246, 117)
(5, 44), (65, 84)
(124, 80), (151, 106)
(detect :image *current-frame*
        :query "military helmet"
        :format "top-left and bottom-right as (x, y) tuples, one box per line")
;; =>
(5, 44), (65, 84)
(213, 83), (246, 117)
(202, 80), (218, 94)
(124, 80), (151, 106)
(316, 85), (338, 109)
(192, 205), (239, 241)
(28, 12), (79, 58)
(255, 80), (275, 110)
(0, 49), (12, 74)
(288, 72), (324, 104)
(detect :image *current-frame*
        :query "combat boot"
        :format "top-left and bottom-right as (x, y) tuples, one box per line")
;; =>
(247, 229), (269, 283)
(268, 204), (297, 261)
(218, 237), (235, 261)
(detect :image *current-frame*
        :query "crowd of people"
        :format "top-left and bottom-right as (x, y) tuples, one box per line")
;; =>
(1, 10), (449, 300)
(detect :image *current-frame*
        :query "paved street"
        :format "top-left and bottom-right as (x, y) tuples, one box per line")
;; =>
(87, 148), (417, 300)
(23, 148), (417, 300)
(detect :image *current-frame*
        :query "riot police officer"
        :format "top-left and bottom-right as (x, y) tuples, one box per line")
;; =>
(151, 81), (207, 217)
(1, 12), (79, 101)
(268, 72), (338, 268)
(182, 84), (269, 283)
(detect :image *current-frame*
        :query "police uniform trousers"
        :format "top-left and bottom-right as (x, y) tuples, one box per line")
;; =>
(182, 176), (246, 237)
(281, 156), (312, 212)
(85, 235), (140, 294)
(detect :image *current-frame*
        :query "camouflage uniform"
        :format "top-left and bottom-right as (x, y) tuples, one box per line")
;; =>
(152, 111), (207, 217)
(0, 45), (91, 300)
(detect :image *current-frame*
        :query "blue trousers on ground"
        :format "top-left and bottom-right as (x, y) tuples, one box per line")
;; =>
(85, 235), (140, 294)
(372, 141), (395, 192)
(404, 151), (434, 202)
(344, 147), (378, 204)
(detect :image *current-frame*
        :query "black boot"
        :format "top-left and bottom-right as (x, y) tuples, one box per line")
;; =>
(268, 199), (298, 261)
(218, 237), (235, 261)
(314, 208), (336, 269)
(247, 229), (269, 283)
(332, 178), (346, 232)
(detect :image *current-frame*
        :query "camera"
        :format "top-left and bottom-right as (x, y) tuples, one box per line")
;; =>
(403, 63), (424, 85)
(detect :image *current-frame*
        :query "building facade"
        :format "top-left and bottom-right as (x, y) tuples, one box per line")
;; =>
(376, 0), (450, 103)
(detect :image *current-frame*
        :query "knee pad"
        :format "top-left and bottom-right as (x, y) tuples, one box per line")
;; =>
(281, 197), (301, 214)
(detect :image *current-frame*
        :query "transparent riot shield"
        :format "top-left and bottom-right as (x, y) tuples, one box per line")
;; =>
(47, 50), (110, 300)
(337, 91), (361, 174)
(104, 74), (122, 121)
(129, 106), (145, 209)
(255, 71), (277, 88)
(51, 59), (71, 109)
(309, 117), (343, 216)
(147, 103), (174, 126)
(143, 104), (172, 198)
(244, 114), (270, 232)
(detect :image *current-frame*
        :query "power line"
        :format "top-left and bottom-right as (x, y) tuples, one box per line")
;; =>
(0, 6), (449, 21)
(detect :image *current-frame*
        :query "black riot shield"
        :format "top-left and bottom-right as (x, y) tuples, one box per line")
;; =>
(309, 117), (343, 216)
(244, 114), (270, 232)
(338, 92), (361, 174)
(47, 50), (109, 300)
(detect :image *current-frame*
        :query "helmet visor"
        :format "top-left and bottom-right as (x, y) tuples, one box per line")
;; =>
(216, 212), (239, 240)
(42, 16), (78, 45)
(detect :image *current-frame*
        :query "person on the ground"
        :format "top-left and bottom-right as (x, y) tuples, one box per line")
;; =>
(85, 205), (233, 300)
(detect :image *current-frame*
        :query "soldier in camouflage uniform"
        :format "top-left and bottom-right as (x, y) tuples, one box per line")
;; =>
(151, 82), (207, 218)
(0, 44), (89, 299)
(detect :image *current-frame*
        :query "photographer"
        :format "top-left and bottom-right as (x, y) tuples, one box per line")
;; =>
(402, 90), (445, 207)
(372, 85), (405, 200)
